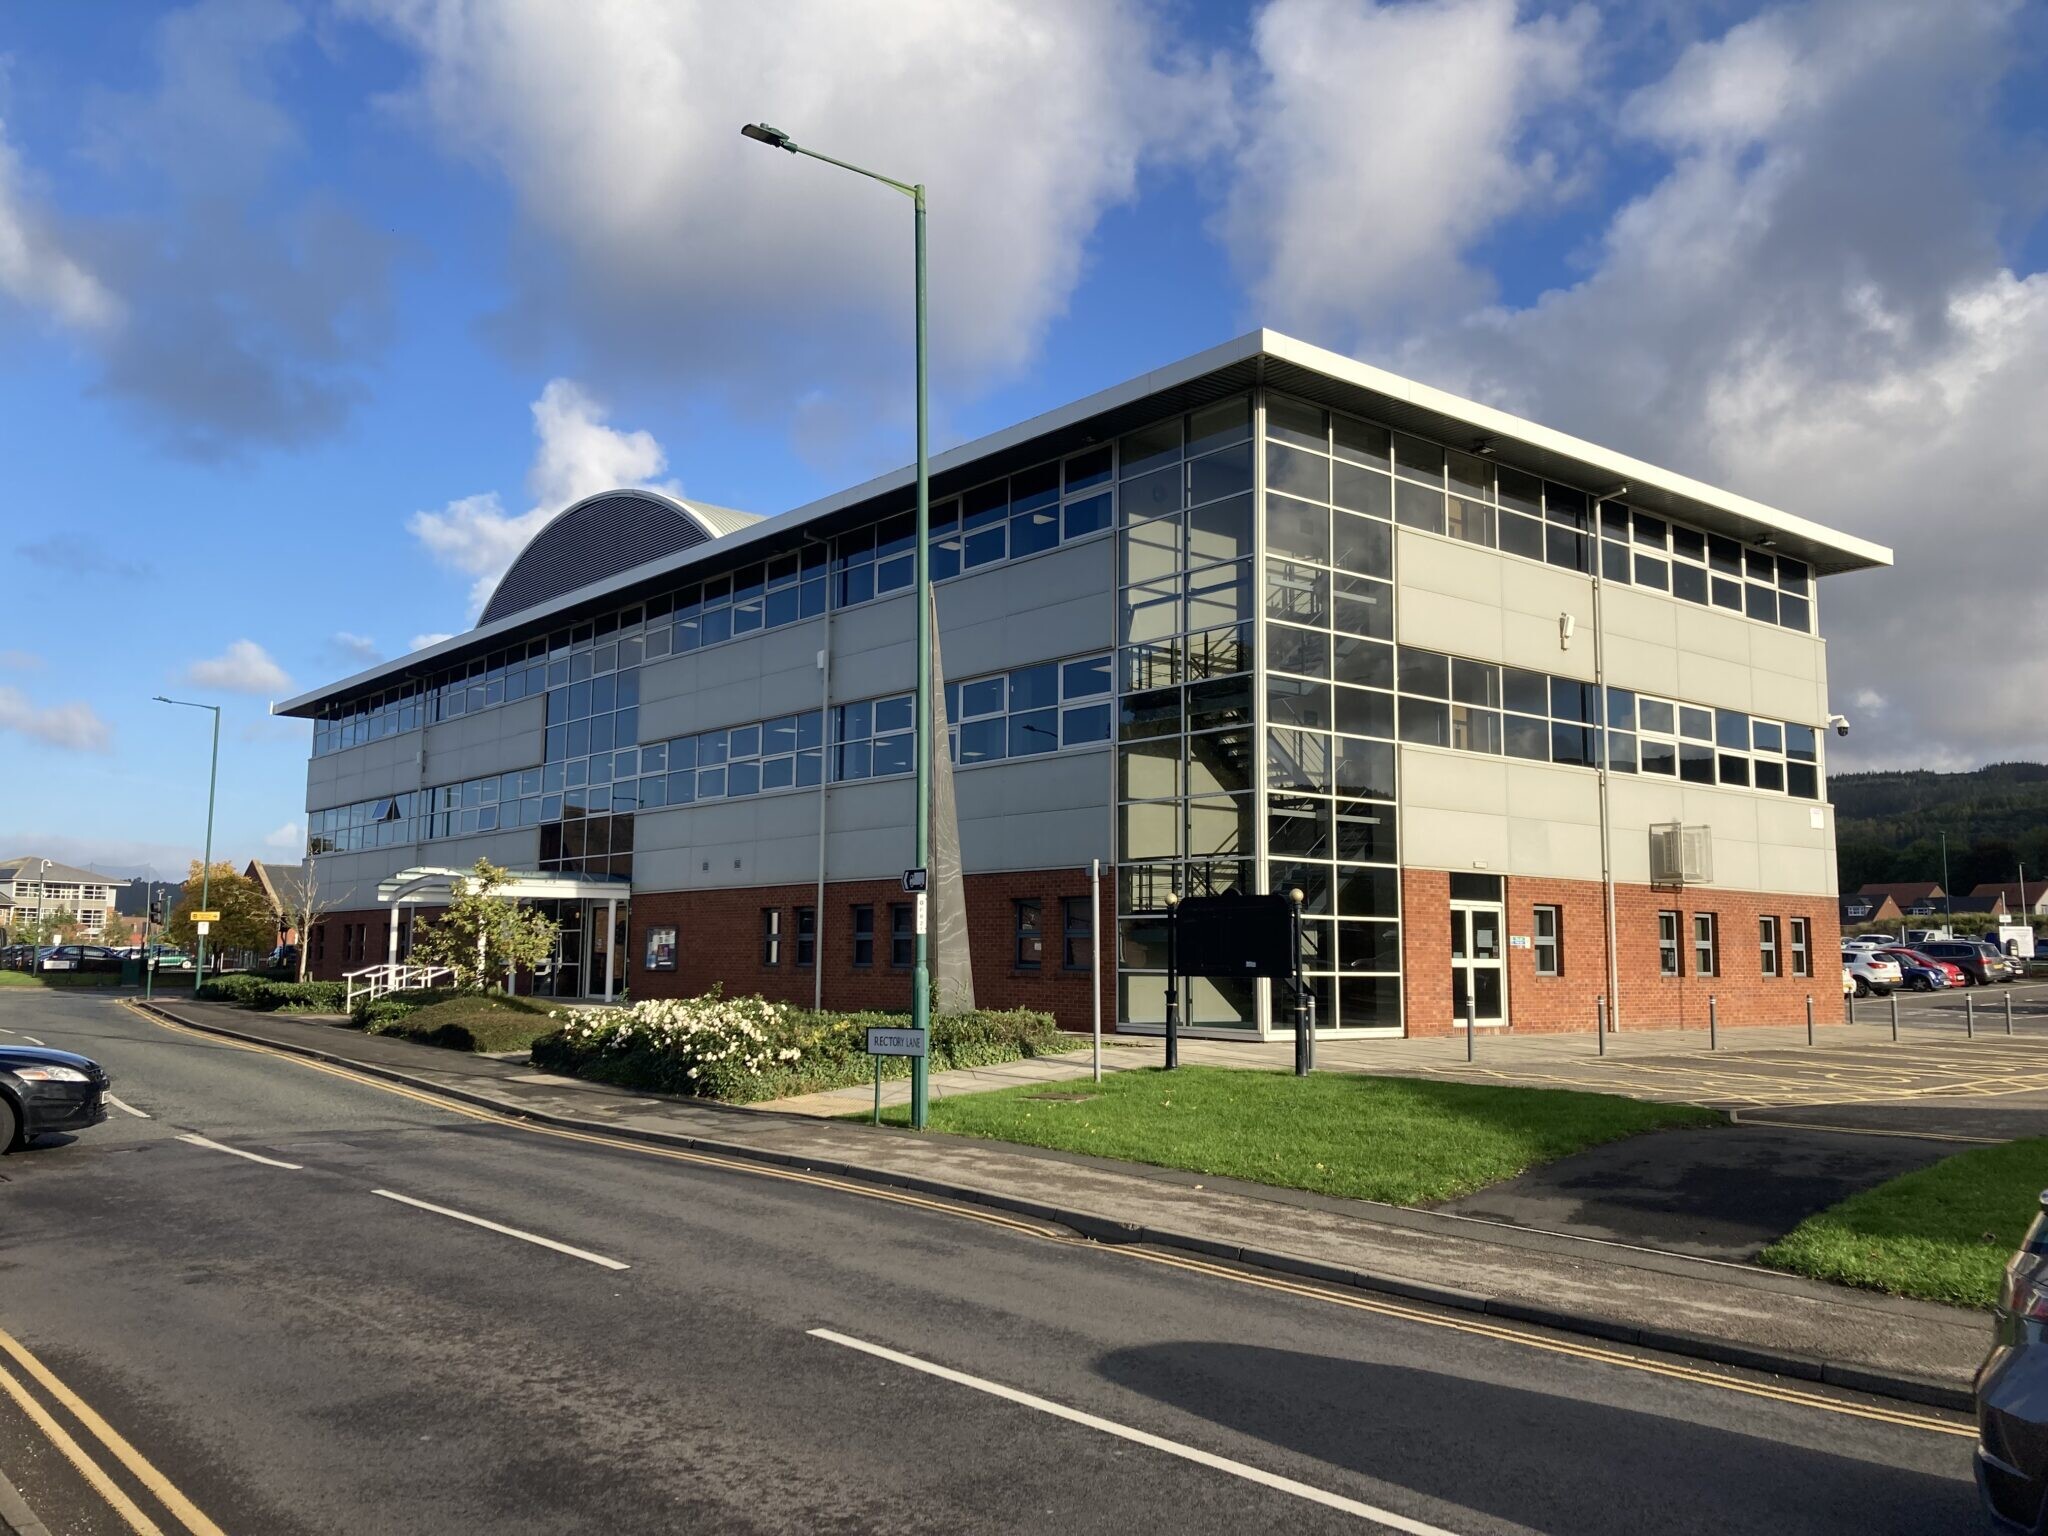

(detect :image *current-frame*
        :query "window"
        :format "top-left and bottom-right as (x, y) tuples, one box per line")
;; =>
(890, 903), (914, 969)
(795, 906), (816, 968)
(1062, 896), (1093, 971)
(947, 653), (1113, 765)
(1759, 916), (1781, 977)
(761, 908), (782, 968)
(833, 695), (915, 781)
(1693, 913), (1719, 978)
(1789, 917), (1811, 977)
(851, 905), (874, 968)
(1014, 899), (1043, 970)
(1658, 912), (1681, 977)
(312, 924), (326, 966)
(1533, 906), (1561, 976)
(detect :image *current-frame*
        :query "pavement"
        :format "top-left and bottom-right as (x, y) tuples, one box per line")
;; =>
(92, 994), (2002, 1411)
(0, 990), (1992, 1533)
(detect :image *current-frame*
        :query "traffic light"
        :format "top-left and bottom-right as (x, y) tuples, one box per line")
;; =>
(148, 893), (164, 926)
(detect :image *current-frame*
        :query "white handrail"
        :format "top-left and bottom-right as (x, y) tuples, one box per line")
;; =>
(343, 962), (457, 1010)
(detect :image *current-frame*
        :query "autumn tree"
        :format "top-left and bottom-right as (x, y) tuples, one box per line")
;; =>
(404, 860), (558, 992)
(167, 861), (273, 955)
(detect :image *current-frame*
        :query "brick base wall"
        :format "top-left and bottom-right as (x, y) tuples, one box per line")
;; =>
(1401, 869), (1841, 1037)
(632, 869), (1115, 1033)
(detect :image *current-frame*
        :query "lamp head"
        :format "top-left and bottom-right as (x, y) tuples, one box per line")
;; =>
(1288, 887), (1305, 905)
(1163, 890), (1181, 909)
(740, 122), (795, 152)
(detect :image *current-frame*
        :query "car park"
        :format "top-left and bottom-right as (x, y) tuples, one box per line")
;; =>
(1840, 948), (1903, 997)
(1880, 946), (1958, 991)
(0, 1043), (110, 1151)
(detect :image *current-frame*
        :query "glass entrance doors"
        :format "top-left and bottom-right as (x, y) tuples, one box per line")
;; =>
(1450, 902), (1506, 1026)
(582, 900), (628, 1000)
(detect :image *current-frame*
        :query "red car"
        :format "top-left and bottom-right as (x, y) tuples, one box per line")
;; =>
(1883, 946), (1965, 990)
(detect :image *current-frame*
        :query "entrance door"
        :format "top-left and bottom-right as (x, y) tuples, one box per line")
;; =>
(546, 901), (582, 999)
(582, 901), (629, 999)
(1450, 903), (1507, 1026)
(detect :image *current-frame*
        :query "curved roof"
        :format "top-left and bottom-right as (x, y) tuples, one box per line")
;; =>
(477, 489), (761, 626)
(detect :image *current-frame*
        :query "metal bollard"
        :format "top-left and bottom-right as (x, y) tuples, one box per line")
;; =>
(1709, 994), (1718, 1051)
(1967, 990), (1976, 1038)
(1806, 994), (1814, 1047)
(1465, 991), (1476, 1062)
(2007, 990), (2016, 1036)
(1596, 995), (1607, 1056)
(1890, 992), (1899, 1042)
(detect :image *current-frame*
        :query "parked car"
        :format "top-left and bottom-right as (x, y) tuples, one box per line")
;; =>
(1905, 928), (1952, 946)
(37, 944), (124, 974)
(1845, 934), (1895, 950)
(1920, 940), (2005, 986)
(1977, 1191), (2048, 1529)
(1880, 947), (1959, 991)
(263, 944), (300, 973)
(1841, 948), (1903, 997)
(1973, 943), (2025, 983)
(0, 1043), (110, 1151)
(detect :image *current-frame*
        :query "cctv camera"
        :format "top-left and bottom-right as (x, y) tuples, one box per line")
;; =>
(1828, 713), (1850, 738)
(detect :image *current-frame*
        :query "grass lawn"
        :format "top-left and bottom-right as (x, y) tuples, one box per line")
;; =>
(0, 970), (123, 989)
(867, 1065), (1720, 1206)
(1758, 1138), (2048, 1308)
(368, 994), (557, 1054)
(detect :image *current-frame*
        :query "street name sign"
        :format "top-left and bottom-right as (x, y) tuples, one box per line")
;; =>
(865, 1027), (928, 1057)
(190, 910), (221, 923)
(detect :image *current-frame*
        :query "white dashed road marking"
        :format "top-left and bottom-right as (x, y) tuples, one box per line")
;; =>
(104, 1094), (150, 1119)
(175, 1134), (301, 1170)
(370, 1189), (629, 1270)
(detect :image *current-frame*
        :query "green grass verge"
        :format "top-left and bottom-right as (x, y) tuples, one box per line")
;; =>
(1758, 1138), (2048, 1308)
(368, 994), (557, 1054)
(866, 1065), (1720, 1206)
(0, 970), (125, 989)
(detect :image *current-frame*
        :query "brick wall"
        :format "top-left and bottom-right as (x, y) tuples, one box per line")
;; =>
(1401, 868), (1840, 1037)
(632, 868), (1116, 1032)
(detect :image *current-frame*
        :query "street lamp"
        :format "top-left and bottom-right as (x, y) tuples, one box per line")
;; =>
(154, 696), (220, 991)
(742, 120), (934, 1128)
(34, 858), (50, 949)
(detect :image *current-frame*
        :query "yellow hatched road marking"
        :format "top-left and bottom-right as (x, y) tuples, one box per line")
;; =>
(123, 1000), (1976, 1442)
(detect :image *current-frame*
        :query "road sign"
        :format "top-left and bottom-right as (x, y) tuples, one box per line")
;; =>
(914, 891), (928, 935)
(902, 867), (929, 893)
(190, 910), (221, 924)
(195, 920), (211, 935)
(865, 1027), (928, 1057)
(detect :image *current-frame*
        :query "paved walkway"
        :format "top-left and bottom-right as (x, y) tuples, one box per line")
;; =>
(134, 996), (1990, 1407)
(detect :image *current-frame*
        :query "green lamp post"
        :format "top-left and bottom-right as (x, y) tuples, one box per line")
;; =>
(154, 695), (220, 991)
(742, 122), (934, 1129)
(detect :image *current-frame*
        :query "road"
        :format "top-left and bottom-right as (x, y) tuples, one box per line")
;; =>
(0, 990), (1988, 1534)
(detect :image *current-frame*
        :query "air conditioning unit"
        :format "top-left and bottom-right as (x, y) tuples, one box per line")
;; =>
(1649, 823), (1713, 886)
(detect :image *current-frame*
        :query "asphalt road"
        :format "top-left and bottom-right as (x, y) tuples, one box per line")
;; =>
(0, 991), (1990, 1535)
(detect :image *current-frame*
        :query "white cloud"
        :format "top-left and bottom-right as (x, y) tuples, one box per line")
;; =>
(330, 632), (380, 663)
(345, 0), (1216, 409)
(262, 820), (302, 851)
(184, 639), (292, 695)
(409, 633), (455, 652)
(0, 113), (121, 332)
(0, 687), (113, 752)
(1219, 0), (1596, 343)
(407, 379), (682, 616)
(1321, 0), (2048, 773)
(0, 650), (42, 671)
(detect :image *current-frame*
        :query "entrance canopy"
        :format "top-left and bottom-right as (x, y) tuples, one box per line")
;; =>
(375, 866), (630, 906)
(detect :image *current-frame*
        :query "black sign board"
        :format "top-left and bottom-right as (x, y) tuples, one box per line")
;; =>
(1173, 893), (1298, 979)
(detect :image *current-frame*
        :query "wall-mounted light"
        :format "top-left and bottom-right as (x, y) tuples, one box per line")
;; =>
(1560, 612), (1576, 650)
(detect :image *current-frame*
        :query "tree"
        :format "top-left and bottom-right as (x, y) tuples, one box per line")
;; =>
(404, 860), (559, 992)
(167, 861), (273, 955)
(282, 858), (352, 982)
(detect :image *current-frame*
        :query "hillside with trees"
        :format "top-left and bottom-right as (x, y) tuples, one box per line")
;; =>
(1832, 761), (2048, 894)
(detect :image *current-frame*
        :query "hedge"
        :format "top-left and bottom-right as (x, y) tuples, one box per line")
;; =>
(195, 976), (347, 1013)
(366, 994), (558, 1054)
(531, 993), (1078, 1103)
(350, 987), (549, 1029)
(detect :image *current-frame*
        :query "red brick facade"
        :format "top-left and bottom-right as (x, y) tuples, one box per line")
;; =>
(1400, 867), (1841, 1036)
(630, 869), (1114, 1031)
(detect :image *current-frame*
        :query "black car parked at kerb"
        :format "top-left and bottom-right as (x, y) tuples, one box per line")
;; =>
(0, 1045), (110, 1151)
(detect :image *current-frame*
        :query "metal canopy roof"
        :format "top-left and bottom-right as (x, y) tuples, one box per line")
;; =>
(375, 866), (631, 906)
(278, 329), (1891, 718)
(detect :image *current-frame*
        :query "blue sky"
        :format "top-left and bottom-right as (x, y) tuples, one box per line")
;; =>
(2, 0), (2044, 879)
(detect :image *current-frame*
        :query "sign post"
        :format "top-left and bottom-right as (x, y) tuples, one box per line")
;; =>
(864, 1026), (928, 1126)
(1171, 891), (1308, 1072)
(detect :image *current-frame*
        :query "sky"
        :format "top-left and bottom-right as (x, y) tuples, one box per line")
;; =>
(2, 0), (2045, 880)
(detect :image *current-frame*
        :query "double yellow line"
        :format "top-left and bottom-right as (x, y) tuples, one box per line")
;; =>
(119, 1001), (1975, 1445)
(0, 1325), (224, 1536)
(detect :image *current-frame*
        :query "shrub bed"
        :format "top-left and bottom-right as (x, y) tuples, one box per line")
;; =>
(196, 976), (347, 1012)
(366, 993), (556, 1054)
(531, 994), (1077, 1103)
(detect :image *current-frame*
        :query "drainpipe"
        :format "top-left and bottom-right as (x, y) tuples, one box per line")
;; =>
(811, 535), (832, 1013)
(1592, 510), (1621, 1034)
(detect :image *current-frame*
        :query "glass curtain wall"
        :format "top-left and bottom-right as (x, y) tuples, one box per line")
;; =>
(1113, 387), (1405, 1036)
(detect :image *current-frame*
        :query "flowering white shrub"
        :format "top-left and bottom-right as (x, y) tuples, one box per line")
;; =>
(545, 994), (802, 1097)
